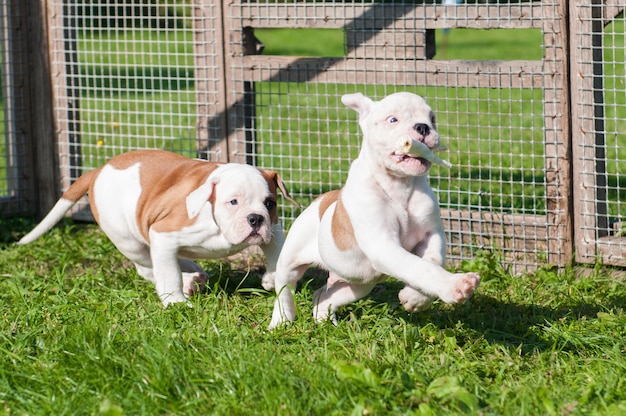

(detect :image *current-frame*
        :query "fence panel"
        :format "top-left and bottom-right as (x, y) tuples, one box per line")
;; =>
(571, 0), (626, 266)
(226, 0), (571, 273)
(0, 0), (33, 216)
(45, 0), (227, 219)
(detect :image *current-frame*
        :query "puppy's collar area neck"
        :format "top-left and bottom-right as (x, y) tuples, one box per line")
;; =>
(363, 161), (423, 203)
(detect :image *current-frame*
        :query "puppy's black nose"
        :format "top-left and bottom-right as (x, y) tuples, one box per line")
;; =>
(413, 123), (430, 137)
(247, 214), (264, 229)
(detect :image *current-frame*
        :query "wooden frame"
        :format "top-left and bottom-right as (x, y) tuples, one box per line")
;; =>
(0, 0), (58, 217)
(192, 0), (229, 162)
(226, 2), (573, 271)
(5, 1), (624, 268)
(570, 0), (626, 266)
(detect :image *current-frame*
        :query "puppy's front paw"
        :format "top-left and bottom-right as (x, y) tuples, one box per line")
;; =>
(268, 297), (297, 329)
(182, 271), (208, 296)
(268, 310), (288, 330)
(398, 286), (434, 312)
(261, 271), (275, 291)
(441, 272), (480, 303)
(160, 292), (190, 307)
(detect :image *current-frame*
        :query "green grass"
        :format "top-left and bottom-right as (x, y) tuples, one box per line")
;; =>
(255, 27), (544, 61)
(433, 28), (543, 60)
(1, 218), (625, 414)
(602, 17), (626, 222)
(257, 28), (346, 57)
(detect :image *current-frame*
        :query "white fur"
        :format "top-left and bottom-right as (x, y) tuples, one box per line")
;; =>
(268, 92), (480, 328)
(17, 199), (76, 245)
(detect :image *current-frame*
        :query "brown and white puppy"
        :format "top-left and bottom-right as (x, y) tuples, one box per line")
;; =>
(19, 149), (295, 306)
(267, 92), (480, 328)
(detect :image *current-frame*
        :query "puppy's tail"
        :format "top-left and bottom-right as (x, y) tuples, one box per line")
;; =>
(18, 169), (100, 245)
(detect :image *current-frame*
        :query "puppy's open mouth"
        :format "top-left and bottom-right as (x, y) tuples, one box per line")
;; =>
(391, 152), (432, 169)
(391, 137), (451, 171)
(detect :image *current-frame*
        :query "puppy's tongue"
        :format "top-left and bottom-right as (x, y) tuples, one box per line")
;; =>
(394, 138), (452, 168)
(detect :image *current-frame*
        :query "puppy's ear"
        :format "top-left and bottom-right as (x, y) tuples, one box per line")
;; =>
(341, 93), (373, 120)
(260, 170), (300, 208)
(186, 177), (219, 219)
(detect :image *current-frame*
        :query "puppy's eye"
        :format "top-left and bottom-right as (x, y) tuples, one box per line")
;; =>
(264, 199), (276, 211)
(229, 199), (238, 206)
(387, 116), (398, 124)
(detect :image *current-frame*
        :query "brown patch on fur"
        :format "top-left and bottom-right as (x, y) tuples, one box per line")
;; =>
(332, 198), (357, 251)
(107, 150), (222, 241)
(60, 168), (103, 223)
(260, 170), (299, 213)
(317, 190), (357, 251)
(259, 170), (282, 224)
(318, 190), (341, 219)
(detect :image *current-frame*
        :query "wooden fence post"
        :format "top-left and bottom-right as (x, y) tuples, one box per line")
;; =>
(192, 0), (229, 162)
(0, 0), (33, 215)
(543, 0), (574, 266)
(28, 0), (59, 216)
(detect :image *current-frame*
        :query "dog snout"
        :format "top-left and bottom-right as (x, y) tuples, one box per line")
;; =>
(247, 213), (264, 230)
(413, 123), (430, 138)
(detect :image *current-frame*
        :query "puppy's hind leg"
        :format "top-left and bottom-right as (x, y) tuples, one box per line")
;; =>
(109, 238), (155, 283)
(117, 244), (156, 286)
(312, 273), (377, 325)
(179, 259), (209, 296)
(135, 264), (155, 283)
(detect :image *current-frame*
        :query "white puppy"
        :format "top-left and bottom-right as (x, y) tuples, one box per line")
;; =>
(267, 92), (480, 328)
(19, 149), (296, 306)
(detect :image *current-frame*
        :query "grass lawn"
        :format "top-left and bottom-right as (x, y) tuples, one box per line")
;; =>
(0, 218), (625, 414)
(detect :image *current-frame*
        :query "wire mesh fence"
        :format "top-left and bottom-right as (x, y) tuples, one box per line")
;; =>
(1, 1), (624, 270)
(226, 0), (571, 272)
(42, 0), (239, 219)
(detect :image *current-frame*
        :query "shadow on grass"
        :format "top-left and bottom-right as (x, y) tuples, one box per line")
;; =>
(229, 261), (625, 354)
(201, 260), (330, 297)
(0, 217), (38, 244)
(367, 278), (626, 354)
